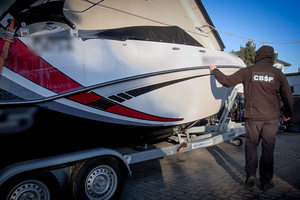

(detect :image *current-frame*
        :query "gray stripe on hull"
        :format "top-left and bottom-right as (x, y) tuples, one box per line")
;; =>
(0, 76), (43, 100)
(39, 101), (162, 127)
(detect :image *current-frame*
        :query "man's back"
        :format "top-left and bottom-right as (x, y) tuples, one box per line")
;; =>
(211, 45), (293, 121)
(209, 45), (293, 190)
(243, 59), (290, 120)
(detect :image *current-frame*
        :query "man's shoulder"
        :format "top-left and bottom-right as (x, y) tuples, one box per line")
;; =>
(248, 63), (283, 73)
(266, 65), (286, 77)
(238, 66), (252, 73)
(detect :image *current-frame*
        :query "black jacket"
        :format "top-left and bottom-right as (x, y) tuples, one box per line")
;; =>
(213, 46), (293, 121)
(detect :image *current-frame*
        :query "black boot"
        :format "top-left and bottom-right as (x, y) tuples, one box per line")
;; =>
(245, 176), (256, 187)
(261, 182), (274, 191)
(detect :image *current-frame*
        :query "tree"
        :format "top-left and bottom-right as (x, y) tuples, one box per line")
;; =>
(231, 41), (256, 67)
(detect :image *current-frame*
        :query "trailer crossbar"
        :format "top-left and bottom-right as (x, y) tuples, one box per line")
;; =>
(124, 122), (244, 164)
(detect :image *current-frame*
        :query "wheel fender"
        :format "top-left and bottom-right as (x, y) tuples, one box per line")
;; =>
(0, 148), (131, 186)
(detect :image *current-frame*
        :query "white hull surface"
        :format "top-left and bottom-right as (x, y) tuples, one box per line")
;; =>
(0, 26), (245, 130)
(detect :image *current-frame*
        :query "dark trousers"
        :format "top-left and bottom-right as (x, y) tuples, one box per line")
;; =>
(244, 119), (280, 185)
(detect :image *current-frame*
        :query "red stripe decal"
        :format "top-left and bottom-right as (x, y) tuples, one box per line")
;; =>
(68, 92), (183, 122)
(106, 105), (183, 122)
(1, 39), (83, 94)
(67, 92), (102, 104)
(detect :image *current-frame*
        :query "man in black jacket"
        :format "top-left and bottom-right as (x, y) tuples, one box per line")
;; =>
(209, 45), (293, 190)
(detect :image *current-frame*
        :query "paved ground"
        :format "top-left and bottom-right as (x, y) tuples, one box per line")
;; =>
(121, 131), (300, 200)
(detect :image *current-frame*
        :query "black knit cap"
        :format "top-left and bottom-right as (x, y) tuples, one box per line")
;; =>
(255, 45), (275, 64)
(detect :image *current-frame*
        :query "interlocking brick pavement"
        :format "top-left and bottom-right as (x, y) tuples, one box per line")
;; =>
(121, 131), (300, 200)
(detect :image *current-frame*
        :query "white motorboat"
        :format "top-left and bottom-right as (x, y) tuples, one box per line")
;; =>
(0, 0), (246, 140)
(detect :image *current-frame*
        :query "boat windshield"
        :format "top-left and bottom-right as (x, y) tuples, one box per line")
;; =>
(79, 26), (203, 47)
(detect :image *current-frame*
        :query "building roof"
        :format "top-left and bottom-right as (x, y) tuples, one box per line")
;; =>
(274, 53), (291, 67)
(285, 72), (300, 77)
(194, 0), (226, 50)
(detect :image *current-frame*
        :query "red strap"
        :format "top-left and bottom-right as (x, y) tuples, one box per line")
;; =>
(0, 18), (15, 73)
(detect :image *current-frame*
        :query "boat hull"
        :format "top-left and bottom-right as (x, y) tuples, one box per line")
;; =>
(0, 35), (244, 130)
(0, 27), (246, 167)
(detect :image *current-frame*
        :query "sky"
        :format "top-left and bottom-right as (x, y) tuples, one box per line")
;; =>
(201, 0), (300, 74)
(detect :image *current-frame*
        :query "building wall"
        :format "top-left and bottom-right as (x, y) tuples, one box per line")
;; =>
(0, 0), (223, 50)
(286, 73), (300, 93)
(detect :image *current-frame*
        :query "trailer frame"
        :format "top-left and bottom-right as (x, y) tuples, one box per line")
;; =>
(0, 88), (245, 200)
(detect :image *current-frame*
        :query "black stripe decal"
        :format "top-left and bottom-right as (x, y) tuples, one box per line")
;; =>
(108, 95), (126, 103)
(97, 98), (116, 107)
(1, 65), (240, 106)
(87, 101), (109, 110)
(125, 75), (206, 97)
(117, 93), (133, 100)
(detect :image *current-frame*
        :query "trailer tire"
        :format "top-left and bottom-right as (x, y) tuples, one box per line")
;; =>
(0, 170), (60, 200)
(70, 156), (125, 200)
(232, 137), (243, 146)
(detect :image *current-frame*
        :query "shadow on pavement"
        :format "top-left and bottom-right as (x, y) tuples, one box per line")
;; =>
(206, 145), (245, 185)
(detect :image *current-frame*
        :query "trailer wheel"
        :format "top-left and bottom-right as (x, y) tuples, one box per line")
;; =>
(70, 156), (125, 200)
(231, 137), (243, 146)
(0, 170), (60, 200)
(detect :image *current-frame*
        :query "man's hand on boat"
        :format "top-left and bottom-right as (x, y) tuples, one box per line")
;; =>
(209, 64), (217, 70)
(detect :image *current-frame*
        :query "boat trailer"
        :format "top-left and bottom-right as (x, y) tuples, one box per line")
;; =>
(123, 88), (244, 164)
(0, 88), (245, 200)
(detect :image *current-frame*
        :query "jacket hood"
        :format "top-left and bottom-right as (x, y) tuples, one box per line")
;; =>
(255, 45), (274, 64)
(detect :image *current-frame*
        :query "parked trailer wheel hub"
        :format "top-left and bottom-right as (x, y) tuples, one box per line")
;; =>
(7, 180), (50, 200)
(85, 165), (117, 199)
